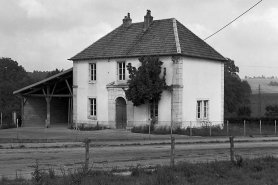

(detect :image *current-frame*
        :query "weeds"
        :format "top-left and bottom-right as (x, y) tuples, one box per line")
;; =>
(2, 156), (278, 185)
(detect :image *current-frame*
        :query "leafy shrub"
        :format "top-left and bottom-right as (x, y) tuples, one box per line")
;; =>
(131, 125), (227, 136)
(265, 104), (278, 117)
(226, 117), (278, 126)
(0, 123), (16, 129)
(71, 122), (107, 131)
(131, 125), (150, 133)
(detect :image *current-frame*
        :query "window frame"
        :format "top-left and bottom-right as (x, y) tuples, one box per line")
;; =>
(196, 100), (209, 121)
(88, 97), (97, 119)
(150, 101), (159, 120)
(117, 61), (126, 81)
(89, 62), (97, 83)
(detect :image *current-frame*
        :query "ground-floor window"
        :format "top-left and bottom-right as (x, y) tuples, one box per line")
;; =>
(150, 101), (158, 120)
(88, 97), (97, 119)
(196, 100), (209, 120)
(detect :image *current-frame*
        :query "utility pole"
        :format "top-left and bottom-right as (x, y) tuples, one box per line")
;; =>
(258, 85), (261, 117)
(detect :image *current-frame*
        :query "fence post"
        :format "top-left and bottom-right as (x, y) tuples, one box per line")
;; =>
(190, 121), (192, 136)
(227, 120), (229, 136)
(45, 127), (47, 140)
(84, 138), (90, 173)
(170, 137), (175, 166)
(275, 120), (277, 135)
(0, 112), (2, 126)
(244, 120), (246, 137)
(260, 120), (262, 135)
(209, 122), (212, 137)
(75, 122), (77, 141)
(16, 119), (18, 140)
(149, 121), (151, 140)
(229, 136), (235, 163)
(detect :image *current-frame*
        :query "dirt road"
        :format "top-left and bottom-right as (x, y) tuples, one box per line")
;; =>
(1, 141), (278, 179)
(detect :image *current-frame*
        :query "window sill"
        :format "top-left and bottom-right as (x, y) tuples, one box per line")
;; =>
(88, 116), (97, 120)
(116, 80), (127, 84)
(88, 81), (97, 84)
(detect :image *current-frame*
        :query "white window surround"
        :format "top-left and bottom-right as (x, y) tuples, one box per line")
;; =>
(117, 61), (126, 81)
(196, 99), (209, 121)
(88, 97), (97, 120)
(88, 63), (97, 83)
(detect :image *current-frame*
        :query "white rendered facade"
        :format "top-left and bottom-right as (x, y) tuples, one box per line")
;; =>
(72, 55), (224, 128)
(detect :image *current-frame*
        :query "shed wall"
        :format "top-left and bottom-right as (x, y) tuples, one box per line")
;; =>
(23, 97), (68, 127)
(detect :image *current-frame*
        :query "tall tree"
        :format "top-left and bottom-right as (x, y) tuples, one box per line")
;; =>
(224, 58), (252, 117)
(0, 58), (32, 124)
(125, 56), (171, 108)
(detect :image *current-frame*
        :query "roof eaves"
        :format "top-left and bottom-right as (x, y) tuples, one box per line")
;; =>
(68, 25), (123, 61)
(13, 68), (73, 95)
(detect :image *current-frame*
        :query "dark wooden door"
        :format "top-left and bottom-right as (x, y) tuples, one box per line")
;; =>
(116, 97), (127, 129)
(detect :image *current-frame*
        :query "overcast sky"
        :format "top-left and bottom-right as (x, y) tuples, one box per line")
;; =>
(0, 0), (277, 78)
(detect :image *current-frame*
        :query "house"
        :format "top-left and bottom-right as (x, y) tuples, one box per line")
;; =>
(69, 10), (226, 129)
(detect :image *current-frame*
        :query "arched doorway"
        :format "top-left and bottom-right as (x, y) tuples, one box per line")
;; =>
(116, 97), (127, 129)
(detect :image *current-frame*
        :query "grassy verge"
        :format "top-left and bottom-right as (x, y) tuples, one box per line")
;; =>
(131, 124), (278, 136)
(1, 156), (278, 185)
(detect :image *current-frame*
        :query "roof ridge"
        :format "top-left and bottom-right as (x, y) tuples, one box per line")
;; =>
(172, 18), (181, 54)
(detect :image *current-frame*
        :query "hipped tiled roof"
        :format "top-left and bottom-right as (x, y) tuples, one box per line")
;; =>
(70, 18), (225, 61)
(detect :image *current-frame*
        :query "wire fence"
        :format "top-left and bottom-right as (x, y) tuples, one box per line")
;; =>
(1, 135), (278, 181)
(0, 120), (278, 141)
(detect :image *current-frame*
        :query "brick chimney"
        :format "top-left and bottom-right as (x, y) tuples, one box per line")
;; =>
(144, 10), (153, 31)
(123, 13), (132, 27)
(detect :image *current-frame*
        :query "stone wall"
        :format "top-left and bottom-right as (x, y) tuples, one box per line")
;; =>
(171, 56), (183, 124)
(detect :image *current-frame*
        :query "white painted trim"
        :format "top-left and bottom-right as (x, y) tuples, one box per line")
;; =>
(172, 18), (181, 53)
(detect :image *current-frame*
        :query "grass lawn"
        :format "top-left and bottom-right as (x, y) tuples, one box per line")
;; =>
(1, 156), (278, 185)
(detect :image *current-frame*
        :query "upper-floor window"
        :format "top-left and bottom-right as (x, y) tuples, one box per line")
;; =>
(89, 63), (96, 82)
(197, 100), (209, 120)
(117, 62), (125, 81)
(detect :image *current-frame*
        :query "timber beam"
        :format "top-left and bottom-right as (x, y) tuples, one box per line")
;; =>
(25, 94), (73, 98)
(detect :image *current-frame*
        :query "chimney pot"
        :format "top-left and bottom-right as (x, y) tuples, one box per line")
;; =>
(123, 13), (132, 27)
(144, 10), (153, 31)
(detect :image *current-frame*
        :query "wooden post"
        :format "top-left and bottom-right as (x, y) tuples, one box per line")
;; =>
(16, 119), (18, 140)
(227, 120), (229, 136)
(229, 136), (235, 163)
(45, 127), (47, 140)
(170, 137), (175, 166)
(46, 86), (50, 128)
(70, 98), (73, 125)
(84, 138), (90, 173)
(244, 120), (246, 137)
(68, 98), (70, 127)
(171, 121), (173, 138)
(21, 98), (24, 127)
(275, 120), (277, 135)
(260, 120), (262, 135)
(209, 122), (212, 137)
(190, 121), (192, 136)
(149, 121), (151, 140)
(75, 121), (78, 141)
